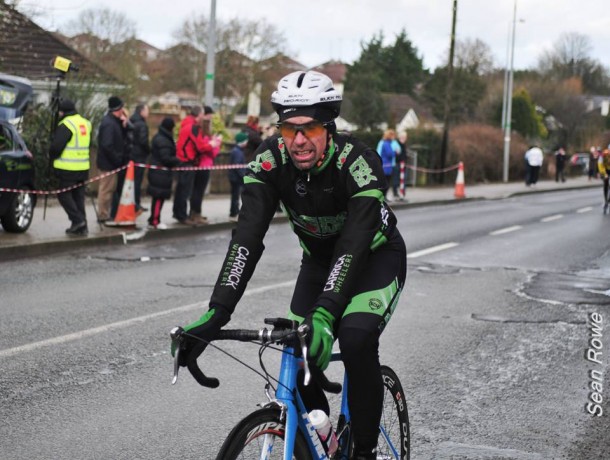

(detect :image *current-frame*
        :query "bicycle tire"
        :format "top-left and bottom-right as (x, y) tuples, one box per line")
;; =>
(216, 407), (312, 460)
(379, 365), (410, 460)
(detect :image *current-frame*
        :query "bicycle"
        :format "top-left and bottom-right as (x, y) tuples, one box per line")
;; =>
(170, 317), (410, 459)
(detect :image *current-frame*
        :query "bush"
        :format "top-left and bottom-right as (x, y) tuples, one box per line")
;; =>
(448, 123), (528, 183)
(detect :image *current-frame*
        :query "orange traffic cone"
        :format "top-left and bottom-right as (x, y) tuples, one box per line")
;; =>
(454, 161), (466, 199)
(107, 161), (137, 227)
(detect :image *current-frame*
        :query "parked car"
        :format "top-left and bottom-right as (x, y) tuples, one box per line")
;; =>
(569, 152), (589, 175)
(0, 74), (36, 233)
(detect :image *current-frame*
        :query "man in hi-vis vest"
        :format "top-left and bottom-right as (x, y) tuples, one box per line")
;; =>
(49, 99), (92, 236)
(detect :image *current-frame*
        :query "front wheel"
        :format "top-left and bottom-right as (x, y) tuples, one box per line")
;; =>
(0, 190), (35, 233)
(378, 365), (410, 460)
(216, 407), (311, 460)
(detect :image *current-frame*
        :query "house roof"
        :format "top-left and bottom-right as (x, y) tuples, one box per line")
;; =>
(0, 2), (119, 83)
(313, 60), (347, 83)
(381, 92), (437, 125)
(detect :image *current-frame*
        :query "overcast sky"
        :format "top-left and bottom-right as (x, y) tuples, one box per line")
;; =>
(25, 0), (610, 72)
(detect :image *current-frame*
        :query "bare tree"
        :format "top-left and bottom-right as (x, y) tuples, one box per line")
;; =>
(538, 32), (591, 75)
(537, 32), (610, 93)
(61, 8), (139, 87)
(452, 38), (495, 75)
(63, 8), (137, 53)
(172, 15), (287, 122)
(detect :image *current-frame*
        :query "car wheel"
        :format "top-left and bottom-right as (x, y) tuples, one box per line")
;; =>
(1, 189), (35, 233)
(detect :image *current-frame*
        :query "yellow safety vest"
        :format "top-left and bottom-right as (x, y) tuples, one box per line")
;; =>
(53, 114), (92, 171)
(598, 153), (610, 176)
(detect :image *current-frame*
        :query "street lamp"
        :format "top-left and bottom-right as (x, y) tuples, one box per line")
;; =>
(501, 0), (518, 183)
(204, 0), (216, 108)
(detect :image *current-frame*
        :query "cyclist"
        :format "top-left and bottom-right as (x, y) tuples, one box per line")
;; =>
(174, 70), (407, 460)
(598, 146), (610, 212)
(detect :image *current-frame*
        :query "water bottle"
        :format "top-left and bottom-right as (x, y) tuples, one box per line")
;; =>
(309, 409), (338, 456)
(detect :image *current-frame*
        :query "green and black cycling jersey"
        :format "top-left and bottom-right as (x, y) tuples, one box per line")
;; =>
(210, 132), (404, 319)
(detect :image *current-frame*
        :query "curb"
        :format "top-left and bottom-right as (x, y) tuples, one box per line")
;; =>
(0, 215), (289, 261)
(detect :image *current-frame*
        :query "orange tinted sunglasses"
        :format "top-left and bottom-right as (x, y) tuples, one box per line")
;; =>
(277, 121), (330, 141)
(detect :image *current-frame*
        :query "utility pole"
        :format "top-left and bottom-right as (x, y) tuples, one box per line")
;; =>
(502, 0), (518, 182)
(204, 0), (216, 108)
(439, 0), (458, 184)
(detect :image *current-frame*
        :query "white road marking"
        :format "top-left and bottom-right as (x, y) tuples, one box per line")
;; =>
(0, 280), (296, 358)
(489, 225), (523, 236)
(576, 207), (592, 213)
(407, 242), (459, 259)
(541, 214), (563, 222)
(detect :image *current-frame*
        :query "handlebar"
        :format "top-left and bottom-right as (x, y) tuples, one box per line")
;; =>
(170, 318), (342, 394)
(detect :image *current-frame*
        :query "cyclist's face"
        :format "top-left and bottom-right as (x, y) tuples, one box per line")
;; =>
(281, 116), (327, 170)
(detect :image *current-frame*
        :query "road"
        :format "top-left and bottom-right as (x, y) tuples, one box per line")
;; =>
(1, 188), (609, 459)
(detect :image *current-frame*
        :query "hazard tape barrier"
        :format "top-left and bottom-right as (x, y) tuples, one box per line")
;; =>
(0, 161), (464, 196)
(0, 162), (249, 195)
(404, 163), (461, 174)
(398, 162), (461, 198)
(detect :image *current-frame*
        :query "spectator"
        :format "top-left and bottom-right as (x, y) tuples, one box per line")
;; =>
(49, 99), (92, 236)
(242, 115), (263, 163)
(554, 146), (566, 183)
(598, 147), (610, 212)
(147, 117), (180, 230)
(376, 129), (401, 201)
(525, 144), (544, 187)
(189, 106), (221, 225)
(261, 124), (277, 140)
(396, 131), (409, 201)
(588, 146), (599, 181)
(96, 96), (130, 224)
(130, 104), (150, 214)
(173, 106), (208, 225)
(110, 106), (134, 221)
(228, 132), (248, 221)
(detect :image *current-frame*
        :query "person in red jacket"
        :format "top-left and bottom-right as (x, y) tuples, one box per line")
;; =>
(189, 106), (221, 224)
(172, 106), (209, 224)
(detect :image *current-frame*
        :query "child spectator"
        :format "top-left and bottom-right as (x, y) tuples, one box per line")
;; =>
(146, 117), (180, 229)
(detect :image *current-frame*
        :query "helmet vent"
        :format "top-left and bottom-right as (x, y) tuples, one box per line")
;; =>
(296, 72), (306, 88)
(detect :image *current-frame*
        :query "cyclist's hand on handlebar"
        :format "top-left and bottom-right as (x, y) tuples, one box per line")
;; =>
(304, 307), (335, 371)
(173, 306), (231, 367)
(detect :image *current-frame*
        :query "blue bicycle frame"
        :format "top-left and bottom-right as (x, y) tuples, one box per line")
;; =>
(275, 347), (348, 460)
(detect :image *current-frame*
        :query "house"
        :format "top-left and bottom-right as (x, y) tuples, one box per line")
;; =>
(582, 95), (610, 117)
(0, 2), (121, 106)
(382, 93), (439, 132)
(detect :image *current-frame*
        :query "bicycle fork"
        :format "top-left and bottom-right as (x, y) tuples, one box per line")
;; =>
(273, 347), (333, 460)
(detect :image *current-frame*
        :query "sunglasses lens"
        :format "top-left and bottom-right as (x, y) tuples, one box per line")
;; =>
(279, 122), (325, 140)
(304, 123), (325, 137)
(279, 124), (297, 139)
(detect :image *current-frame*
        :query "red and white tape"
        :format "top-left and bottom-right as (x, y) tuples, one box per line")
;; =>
(0, 162), (248, 195)
(0, 161), (462, 195)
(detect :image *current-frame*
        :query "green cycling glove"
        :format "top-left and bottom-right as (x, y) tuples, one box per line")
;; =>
(171, 306), (230, 367)
(304, 307), (335, 371)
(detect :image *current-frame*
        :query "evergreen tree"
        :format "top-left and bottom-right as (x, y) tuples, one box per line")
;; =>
(344, 29), (425, 129)
(381, 30), (426, 94)
(510, 89), (546, 139)
(423, 67), (486, 123)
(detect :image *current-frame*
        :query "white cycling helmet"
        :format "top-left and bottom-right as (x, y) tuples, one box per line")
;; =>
(271, 70), (342, 123)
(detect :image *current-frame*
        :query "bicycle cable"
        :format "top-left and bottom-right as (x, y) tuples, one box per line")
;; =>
(181, 331), (299, 394)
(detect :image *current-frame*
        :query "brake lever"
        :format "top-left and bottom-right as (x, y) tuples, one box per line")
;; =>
(170, 326), (184, 385)
(297, 324), (312, 386)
